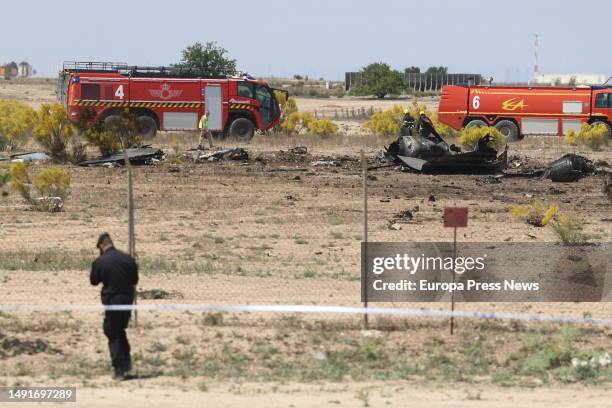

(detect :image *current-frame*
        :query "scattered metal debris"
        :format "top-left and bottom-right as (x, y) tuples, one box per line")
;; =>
(193, 147), (249, 162)
(79, 146), (164, 167)
(388, 222), (402, 230)
(384, 134), (507, 174)
(137, 288), (183, 300)
(277, 146), (311, 163)
(394, 209), (414, 222)
(0, 333), (60, 357)
(545, 154), (595, 182)
(31, 197), (64, 212)
(481, 175), (502, 184)
(10, 152), (52, 162)
(502, 168), (545, 178)
(388, 208), (419, 229)
(289, 145), (308, 155)
(384, 132), (597, 182)
(503, 153), (596, 182)
(311, 160), (340, 167)
(263, 168), (308, 173)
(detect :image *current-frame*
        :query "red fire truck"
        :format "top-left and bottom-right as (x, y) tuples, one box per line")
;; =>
(437, 82), (612, 140)
(57, 62), (284, 141)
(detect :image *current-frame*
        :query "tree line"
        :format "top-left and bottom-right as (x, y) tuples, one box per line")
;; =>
(350, 63), (449, 99)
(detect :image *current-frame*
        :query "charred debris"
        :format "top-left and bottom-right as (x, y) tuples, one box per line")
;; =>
(379, 114), (601, 182)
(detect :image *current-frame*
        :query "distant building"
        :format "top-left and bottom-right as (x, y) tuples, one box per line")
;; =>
(533, 73), (607, 86)
(18, 61), (32, 77)
(345, 70), (483, 92)
(3, 61), (18, 79)
(1, 61), (33, 79)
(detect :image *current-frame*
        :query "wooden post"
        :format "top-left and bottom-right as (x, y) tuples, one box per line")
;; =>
(361, 150), (369, 330)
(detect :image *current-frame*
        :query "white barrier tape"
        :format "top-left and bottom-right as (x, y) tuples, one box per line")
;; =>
(1, 303), (611, 326)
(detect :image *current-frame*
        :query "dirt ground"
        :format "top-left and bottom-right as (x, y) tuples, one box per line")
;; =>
(294, 95), (439, 115)
(3, 379), (612, 408)
(1, 79), (611, 407)
(0, 78), (57, 109)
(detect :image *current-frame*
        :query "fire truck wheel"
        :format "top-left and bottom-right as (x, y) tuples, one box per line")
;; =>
(591, 121), (612, 139)
(465, 119), (487, 128)
(103, 115), (122, 130)
(229, 118), (255, 141)
(137, 116), (158, 140)
(495, 120), (519, 141)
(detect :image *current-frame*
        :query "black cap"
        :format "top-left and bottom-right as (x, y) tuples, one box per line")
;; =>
(96, 233), (111, 249)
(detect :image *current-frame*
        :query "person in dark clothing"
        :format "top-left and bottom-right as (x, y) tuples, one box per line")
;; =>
(400, 109), (415, 136)
(415, 111), (445, 143)
(90, 233), (139, 380)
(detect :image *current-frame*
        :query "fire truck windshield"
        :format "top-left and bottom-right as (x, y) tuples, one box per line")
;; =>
(256, 85), (279, 125)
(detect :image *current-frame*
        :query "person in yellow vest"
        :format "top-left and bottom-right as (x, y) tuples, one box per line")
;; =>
(198, 110), (213, 149)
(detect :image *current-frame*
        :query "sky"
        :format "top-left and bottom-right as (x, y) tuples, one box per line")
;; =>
(2, 0), (611, 82)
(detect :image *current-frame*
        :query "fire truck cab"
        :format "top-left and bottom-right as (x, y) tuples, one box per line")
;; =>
(438, 82), (612, 140)
(58, 62), (283, 141)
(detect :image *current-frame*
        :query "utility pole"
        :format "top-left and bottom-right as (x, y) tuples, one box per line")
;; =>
(534, 34), (540, 81)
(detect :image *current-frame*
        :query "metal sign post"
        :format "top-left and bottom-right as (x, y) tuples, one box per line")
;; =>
(443, 207), (468, 335)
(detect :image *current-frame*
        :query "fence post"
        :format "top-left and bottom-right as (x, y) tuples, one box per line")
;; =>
(118, 127), (137, 328)
(123, 147), (137, 327)
(361, 149), (369, 330)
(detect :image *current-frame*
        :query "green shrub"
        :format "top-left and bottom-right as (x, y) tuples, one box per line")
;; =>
(281, 112), (337, 135)
(75, 108), (119, 156)
(361, 100), (455, 138)
(458, 126), (505, 150)
(0, 171), (11, 197)
(362, 105), (403, 136)
(9, 162), (32, 201)
(274, 91), (298, 117)
(307, 118), (338, 135)
(34, 167), (71, 199)
(281, 111), (307, 133)
(274, 91), (300, 134)
(75, 108), (141, 155)
(30, 103), (75, 161)
(508, 200), (558, 227)
(332, 88), (346, 98)
(563, 129), (577, 145)
(83, 130), (123, 156)
(563, 123), (609, 150)
(9, 163), (70, 204)
(550, 214), (587, 244)
(0, 100), (35, 150)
